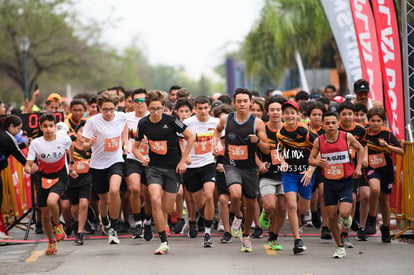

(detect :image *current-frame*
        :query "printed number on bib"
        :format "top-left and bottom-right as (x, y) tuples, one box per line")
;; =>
(149, 140), (167, 155)
(324, 164), (344, 180)
(228, 145), (248, 160)
(139, 144), (149, 155)
(41, 177), (59, 189)
(73, 160), (90, 174)
(369, 153), (386, 169)
(194, 141), (212, 155)
(104, 136), (121, 152)
(270, 149), (281, 165)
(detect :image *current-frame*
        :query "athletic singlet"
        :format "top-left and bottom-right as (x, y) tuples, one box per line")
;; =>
(258, 123), (281, 180)
(72, 142), (91, 175)
(366, 126), (401, 171)
(224, 112), (257, 170)
(319, 131), (354, 180)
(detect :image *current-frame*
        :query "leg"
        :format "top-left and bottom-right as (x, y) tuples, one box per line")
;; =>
(379, 192), (390, 227)
(285, 192), (300, 239)
(78, 198), (89, 233)
(148, 184), (164, 233)
(41, 206), (54, 242)
(242, 197), (256, 235)
(108, 174), (122, 221)
(228, 184), (242, 218)
(358, 186), (370, 228)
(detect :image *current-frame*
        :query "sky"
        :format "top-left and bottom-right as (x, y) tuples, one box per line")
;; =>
(75, 0), (264, 78)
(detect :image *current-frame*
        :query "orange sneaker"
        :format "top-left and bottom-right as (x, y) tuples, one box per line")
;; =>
(45, 240), (57, 255)
(54, 223), (66, 242)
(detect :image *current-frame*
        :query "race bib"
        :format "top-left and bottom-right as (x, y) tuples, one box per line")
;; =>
(41, 177), (59, 189)
(73, 160), (90, 174)
(369, 153), (386, 169)
(270, 149), (281, 165)
(229, 145), (248, 160)
(149, 140), (167, 155)
(104, 136), (121, 152)
(194, 141), (213, 155)
(324, 164), (344, 180)
(139, 143), (149, 155)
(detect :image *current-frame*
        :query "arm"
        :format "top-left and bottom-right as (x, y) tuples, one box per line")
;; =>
(213, 114), (227, 156)
(252, 119), (270, 155)
(348, 133), (363, 178)
(22, 89), (40, 113)
(308, 138), (324, 167)
(122, 123), (129, 154)
(255, 152), (268, 174)
(177, 128), (195, 174)
(379, 138), (404, 155)
(132, 140), (149, 166)
(24, 160), (35, 174)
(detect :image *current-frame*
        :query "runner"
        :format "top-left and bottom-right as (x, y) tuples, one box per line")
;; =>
(309, 111), (364, 258)
(183, 95), (219, 247)
(215, 88), (269, 253)
(257, 96), (287, 251)
(277, 101), (317, 254)
(132, 90), (195, 255)
(82, 91), (129, 245)
(24, 113), (75, 255)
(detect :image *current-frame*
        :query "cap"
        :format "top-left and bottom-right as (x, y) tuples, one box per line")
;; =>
(354, 79), (370, 93)
(56, 122), (69, 136)
(271, 90), (282, 97)
(211, 100), (223, 110)
(46, 93), (62, 104)
(333, 96), (345, 104)
(282, 101), (299, 111)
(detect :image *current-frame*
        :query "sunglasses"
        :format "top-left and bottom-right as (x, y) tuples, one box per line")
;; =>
(134, 98), (145, 103)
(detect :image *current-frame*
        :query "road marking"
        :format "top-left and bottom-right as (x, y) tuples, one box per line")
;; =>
(263, 244), (277, 255)
(25, 251), (43, 262)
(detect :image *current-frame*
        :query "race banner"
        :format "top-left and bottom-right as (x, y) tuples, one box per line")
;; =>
(371, 0), (405, 140)
(350, 0), (383, 103)
(321, 0), (363, 92)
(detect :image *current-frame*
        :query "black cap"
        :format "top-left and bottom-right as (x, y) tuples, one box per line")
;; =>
(354, 79), (370, 93)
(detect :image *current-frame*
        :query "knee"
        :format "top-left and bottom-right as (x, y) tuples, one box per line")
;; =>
(109, 188), (120, 199)
(262, 201), (275, 213)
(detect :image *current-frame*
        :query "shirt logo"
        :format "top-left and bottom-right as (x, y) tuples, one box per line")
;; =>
(163, 124), (169, 129)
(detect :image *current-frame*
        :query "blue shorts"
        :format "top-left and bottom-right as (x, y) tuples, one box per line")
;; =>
(281, 172), (315, 200)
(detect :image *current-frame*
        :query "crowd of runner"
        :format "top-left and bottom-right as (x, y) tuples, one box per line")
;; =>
(0, 78), (403, 258)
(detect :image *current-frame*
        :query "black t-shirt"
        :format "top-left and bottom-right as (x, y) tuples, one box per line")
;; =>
(136, 114), (186, 169)
(258, 123), (281, 180)
(0, 130), (26, 170)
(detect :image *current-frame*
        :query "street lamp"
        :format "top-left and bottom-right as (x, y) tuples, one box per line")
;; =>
(19, 36), (31, 100)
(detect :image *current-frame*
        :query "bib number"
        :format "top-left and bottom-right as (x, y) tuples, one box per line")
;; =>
(73, 160), (90, 174)
(139, 144), (149, 155)
(270, 149), (281, 165)
(369, 153), (386, 169)
(194, 141), (213, 155)
(104, 136), (121, 152)
(41, 177), (59, 189)
(324, 164), (344, 180)
(149, 140), (167, 155)
(229, 145), (248, 160)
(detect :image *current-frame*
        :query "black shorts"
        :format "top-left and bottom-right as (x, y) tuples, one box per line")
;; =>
(352, 178), (359, 195)
(36, 175), (69, 208)
(215, 171), (229, 196)
(65, 183), (91, 205)
(362, 167), (394, 194)
(146, 166), (179, 193)
(323, 177), (353, 206)
(184, 163), (216, 193)
(90, 162), (124, 195)
(224, 165), (258, 199)
(125, 158), (147, 185)
(312, 168), (324, 193)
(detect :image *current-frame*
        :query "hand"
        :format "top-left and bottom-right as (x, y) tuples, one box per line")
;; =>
(70, 170), (79, 179)
(89, 136), (97, 147)
(31, 163), (39, 173)
(176, 160), (187, 174)
(378, 138), (388, 147)
(186, 156), (192, 165)
(141, 156), (150, 167)
(353, 167), (362, 179)
(33, 89), (40, 98)
(216, 163), (224, 173)
(248, 134), (259, 144)
(259, 161), (269, 174)
(123, 144), (130, 154)
(300, 169), (313, 186)
(319, 158), (328, 167)
(280, 161), (289, 172)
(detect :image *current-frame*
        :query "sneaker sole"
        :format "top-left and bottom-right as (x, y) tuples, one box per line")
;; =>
(154, 251), (167, 255)
(293, 248), (307, 254)
(220, 239), (232, 244)
(109, 239), (120, 245)
(334, 255), (345, 259)
(240, 248), (253, 252)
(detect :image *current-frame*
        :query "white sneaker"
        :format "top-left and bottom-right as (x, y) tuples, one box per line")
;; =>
(231, 218), (243, 238)
(333, 246), (346, 259)
(108, 228), (120, 245)
(0, 231), (12, 240)
(217, 220), (224, 232)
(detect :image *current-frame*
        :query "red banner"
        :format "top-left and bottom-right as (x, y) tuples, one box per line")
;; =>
(350, 0), (383, 103)
(371, 0), (405, 140)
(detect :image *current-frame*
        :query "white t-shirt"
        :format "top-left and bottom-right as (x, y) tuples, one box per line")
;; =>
(183, 115), (219, 168)
(27, 135), (72, 174)
(82, 112), (127, 169)
(125, 111), (149, 161)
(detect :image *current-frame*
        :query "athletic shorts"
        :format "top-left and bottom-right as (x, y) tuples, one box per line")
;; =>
(146, 166), (179, 193)
(125, 158), (147, 185)
(224, 165), (258, 199)
(90, 162), (124, 195)
(312, 168), (324, 193)
(362, 167), (394, 194)
(259, 177), (284, 197)
(36, 175), (69, 208)
(65, 184), (91, 205)
(215, 171), (229, 196)
(323, 177), (353, 206)
(281, 172), (315, 200)
(184, 163), (216, 193)
(352, 178), (360, 195)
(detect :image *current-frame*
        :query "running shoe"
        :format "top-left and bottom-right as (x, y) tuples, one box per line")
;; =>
(154, 241), (169, 255)
(341, 233), (354, 248)
(333, 246), (346, 259)
(53, 223), (66, 242)
(293, 239), (307, 254)
(259, 210), (271, 229)
(45, 240), (57, 255)
(108, 228), (120, 245)
(101, 220), (111, 236)
(188, 222), (198, 238)
(132, 224), (143, 239)
(203, 233), (213, 248)
(321, 226), (332, 240)
(303, 210), (313, 227)
(268, 239), (283, 250)
(35, 222), (43, 234)
(231, 218), (243, 238)
(365, 215), (377, 235)
(143, 224), (154, 241)
(252, 226), (263, 239)
(240, 235), (253, 252)
(341, 215), (353, 230)
(311, 209), (322, 229)
(356, 227), (368, 241)
(170, 203), (178, 225)
(380, 225), (391, 243)
(173, 218), (186, 234)
(217, 220), (224, 232)
(74, 233), (84, 246)
(220, 232), (232, 243)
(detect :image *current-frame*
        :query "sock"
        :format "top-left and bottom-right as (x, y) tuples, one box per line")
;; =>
(263, 211), (271, 220)
(242, 233), (249, 238)
(133, 213), (142, 222)
(110, 218), (118, 230)
(204, 219), (212, 235)
(159, 231), (167, 243)
(102, 215), (110, 227)
(229, 212), (235, 223)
